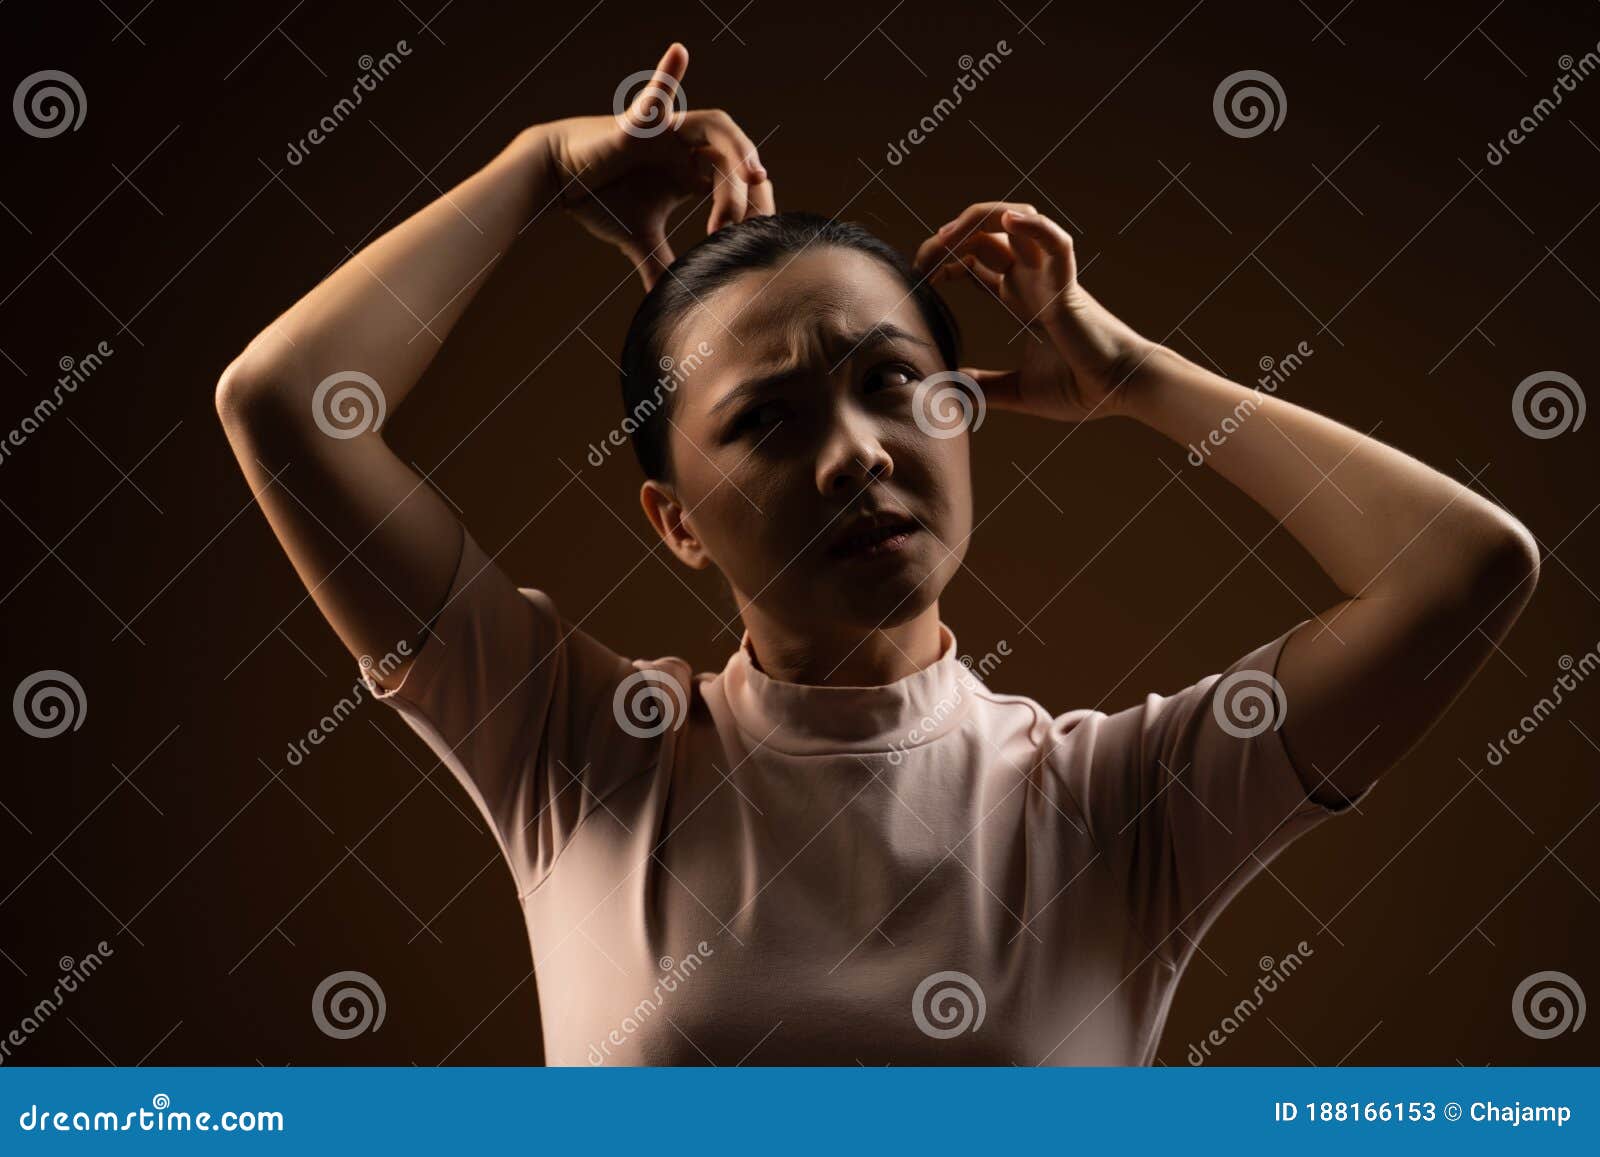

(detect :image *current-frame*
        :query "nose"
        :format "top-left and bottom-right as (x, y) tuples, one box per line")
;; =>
(816, 408), (893, 498)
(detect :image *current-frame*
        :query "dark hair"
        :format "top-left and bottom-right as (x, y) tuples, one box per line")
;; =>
(617, 211), (962, 482)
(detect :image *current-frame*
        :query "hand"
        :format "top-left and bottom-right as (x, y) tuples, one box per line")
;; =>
(912, 202), (1153, 422)
(536, 43), (775, 290)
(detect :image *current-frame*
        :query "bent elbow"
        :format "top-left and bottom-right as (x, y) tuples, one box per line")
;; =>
(214, 355), (290, 432)
(1491, 517), (1540, 594)
(1463, 517), (1540, 618)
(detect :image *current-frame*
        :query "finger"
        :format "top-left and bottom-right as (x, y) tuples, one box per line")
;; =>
(707, 157), (749, 233)
(963, 254), (1006, 294)
(624, 231), (676, 292)
(933, 254), (1005, 296)
(933, 230), (1015, 274)
(913, 210), (1024, 273)
(679, 109), (764, 229)
(963, 366), (1025, 413)
(1000, 209), (1076, 277)
(624, 43), (690, 135)
(916, 201), (1038, 269)
(747, 169), (777, 217)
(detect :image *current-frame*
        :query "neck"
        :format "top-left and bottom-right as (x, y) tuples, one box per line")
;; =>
(736, 601), (945, 686)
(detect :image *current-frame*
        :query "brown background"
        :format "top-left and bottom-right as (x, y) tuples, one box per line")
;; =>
(1, 0), (1595, 1066)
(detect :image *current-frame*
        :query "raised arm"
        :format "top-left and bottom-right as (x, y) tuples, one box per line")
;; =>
(1108, 346), (1537, 806)
(916, 202), (1540, 807)
(214, 43), (772, 685)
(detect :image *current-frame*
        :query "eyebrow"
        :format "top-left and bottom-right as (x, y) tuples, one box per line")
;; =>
(707, 322), (937, 421)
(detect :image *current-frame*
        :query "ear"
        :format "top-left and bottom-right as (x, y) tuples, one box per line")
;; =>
(640, 478), (711, 570)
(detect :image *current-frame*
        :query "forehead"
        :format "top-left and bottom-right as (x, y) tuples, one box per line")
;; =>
(669, 246), (935, 415)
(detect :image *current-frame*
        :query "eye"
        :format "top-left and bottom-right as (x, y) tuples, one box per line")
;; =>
(730, 399), (787, 436)
(866, 363), (919, 392)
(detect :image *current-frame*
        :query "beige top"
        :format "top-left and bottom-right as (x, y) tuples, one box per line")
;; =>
(366, 530), (1362, 1065)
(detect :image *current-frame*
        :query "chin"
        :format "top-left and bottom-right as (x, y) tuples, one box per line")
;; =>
(831, 560), (944, 628)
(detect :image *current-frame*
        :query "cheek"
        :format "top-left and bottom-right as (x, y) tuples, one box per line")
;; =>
(681, 454), (783, 560)
(902, 433), (971, 511)
(906, 438), (973, 556)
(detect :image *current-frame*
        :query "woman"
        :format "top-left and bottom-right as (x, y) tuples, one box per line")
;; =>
(216, 44), (1539, 1065)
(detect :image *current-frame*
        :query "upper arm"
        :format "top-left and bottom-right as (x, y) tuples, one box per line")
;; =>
(1273, 528), (1541, 806)
(214, 355), (463, 687)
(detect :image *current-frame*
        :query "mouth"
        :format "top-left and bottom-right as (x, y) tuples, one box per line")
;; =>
(826, 511), (922, 561)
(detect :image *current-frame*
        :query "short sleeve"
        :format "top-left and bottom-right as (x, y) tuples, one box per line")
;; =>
(361, 528), (679, 892)
(1046, 618), (1373, 967)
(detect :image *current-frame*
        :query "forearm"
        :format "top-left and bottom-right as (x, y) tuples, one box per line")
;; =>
(1118, 344), (1537, 606)
(220, 125), (557, 410)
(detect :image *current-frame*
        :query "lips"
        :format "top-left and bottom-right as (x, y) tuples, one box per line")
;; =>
(827, 510), (921, 557)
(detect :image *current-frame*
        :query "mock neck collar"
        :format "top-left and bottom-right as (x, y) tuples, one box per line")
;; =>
(718, 621), (977, 756)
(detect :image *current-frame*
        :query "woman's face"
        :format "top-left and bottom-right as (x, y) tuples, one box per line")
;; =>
(643, 245), (973, 637)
